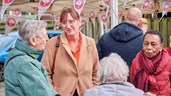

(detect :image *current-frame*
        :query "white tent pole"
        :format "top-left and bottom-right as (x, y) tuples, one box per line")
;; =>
(100, 20), (104, 37)
(110, 0), (118, 28)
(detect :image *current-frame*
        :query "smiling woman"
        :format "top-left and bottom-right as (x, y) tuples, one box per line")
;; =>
(41, 7), (99, 96)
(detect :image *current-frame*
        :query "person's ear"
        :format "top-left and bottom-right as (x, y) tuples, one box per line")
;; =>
(29, 37), (37, 46)
(138, 19), (142, 27)
(160, 43), (164, 51)
(169, 41), (171, 47)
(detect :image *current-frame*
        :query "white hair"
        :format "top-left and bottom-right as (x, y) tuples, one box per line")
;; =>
(19, 20), (47, 44)
(98, 53), (129, 83)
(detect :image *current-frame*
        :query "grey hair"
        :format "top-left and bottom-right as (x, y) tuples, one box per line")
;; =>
(19, 20), (47, 44)
(98, 53), (129, 83)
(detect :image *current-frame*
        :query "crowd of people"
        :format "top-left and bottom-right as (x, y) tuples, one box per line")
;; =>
(3, 6), (171, 96)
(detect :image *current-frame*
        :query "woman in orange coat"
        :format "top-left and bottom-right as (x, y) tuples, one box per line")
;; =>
(41, 7), (99, 96)
(130, 30), (171, 96)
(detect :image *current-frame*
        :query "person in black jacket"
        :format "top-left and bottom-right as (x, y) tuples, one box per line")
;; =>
(96, 7), (143, 68)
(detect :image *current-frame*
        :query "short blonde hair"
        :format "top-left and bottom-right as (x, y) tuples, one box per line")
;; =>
(141, 18), (148, 25)
(98, 53), (129, 83)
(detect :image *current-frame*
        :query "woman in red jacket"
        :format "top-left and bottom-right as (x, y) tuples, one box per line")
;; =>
(130, 30), (171, 96)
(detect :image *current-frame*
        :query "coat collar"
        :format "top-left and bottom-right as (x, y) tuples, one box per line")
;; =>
(15, 39), (43, 59)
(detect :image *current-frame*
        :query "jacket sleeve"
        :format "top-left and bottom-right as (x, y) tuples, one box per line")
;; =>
(96, 36), (104, 60)
(17, 62), (59, 96)
(41, 37), (57, 87)
(130, 58), (138, 85)
(92, 40), (100, 86)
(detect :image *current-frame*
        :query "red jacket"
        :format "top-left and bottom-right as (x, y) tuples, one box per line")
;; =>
(164, 47), (171, 56)
(130, 51), (171, 96)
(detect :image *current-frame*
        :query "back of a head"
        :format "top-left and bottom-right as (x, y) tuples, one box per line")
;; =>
(98, 53), (129, 83)
(124, 7), (142, 26)
(19, 20), (47, 44)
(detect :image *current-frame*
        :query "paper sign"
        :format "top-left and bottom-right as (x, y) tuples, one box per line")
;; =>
(14, 9), (21, 17)
(73, 0), (86, 15)
(38, 0), (54, 20)
(101, 14), (107, 23)
(4, 0), (13, 3)
(102, 0), (110, 7)
(80, 17), (87, 29)
(5, 15), (19, 33)
(54, 14), (60, 21)
(89, 11), (95, 19)
(7, 17), (16, 27)
(40, 0), (52, 7)
(54, 21), (60, 30)
(162, 2), (171, 17)
(142, 0), (150, 9)
(123, 0), (129, 6)
(141, 0), (153, 10)
(89, 10), (96, 25)
(1, 0), (14, 20)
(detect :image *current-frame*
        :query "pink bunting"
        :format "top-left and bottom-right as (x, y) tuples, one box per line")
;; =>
(73, 0), (86, 15)
(162, 1), (171, 17)
(5, 15), (19, 33)
(38, 0), (54, 20)
(1, 0), (14, 20)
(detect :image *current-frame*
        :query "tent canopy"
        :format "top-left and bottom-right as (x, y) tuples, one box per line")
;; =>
(0, 0), (166, 17)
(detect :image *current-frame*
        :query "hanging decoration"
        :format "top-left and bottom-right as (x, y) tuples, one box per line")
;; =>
(159, 1), (171, 22)
(162, 1), (171, 17)
(102, 0), (110, 16)
(53, 14), (60, 30)
(54, 14), (60, 21)
(1, 0), (14, 20)
(89, 10), (96, 26)
(38, 0), (54, 20)
(5, 15), (19, 33)
(13, 9), (21, 17)
(73, 0), (86, 15)
(123, 0), (129, 6)
(54, 21), (60, 30)
(141, 0), (153, 10)
(99, 12), (108, 31)
(80, 17), (87, 29)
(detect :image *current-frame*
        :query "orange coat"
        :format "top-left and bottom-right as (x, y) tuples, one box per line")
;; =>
(41, 32), (99, 96)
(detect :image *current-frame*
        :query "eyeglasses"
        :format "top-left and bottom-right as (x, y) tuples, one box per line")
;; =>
(61, 20), (76, 26)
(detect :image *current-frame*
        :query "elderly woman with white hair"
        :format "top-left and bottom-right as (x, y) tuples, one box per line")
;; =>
(4, 20), (60, 96)
(84, 53), (144, 96)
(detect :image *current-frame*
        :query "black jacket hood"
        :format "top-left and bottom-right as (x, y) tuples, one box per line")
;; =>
(110, 22), (143, 42)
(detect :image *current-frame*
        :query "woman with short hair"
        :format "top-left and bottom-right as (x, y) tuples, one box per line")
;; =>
(84, 53), (144, 96)
(130, 30), (171, 96)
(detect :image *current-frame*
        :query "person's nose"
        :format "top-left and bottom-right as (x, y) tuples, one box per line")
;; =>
(146, 44), (152, 50)
(45, 34), (49, 41)
(66, 22), (71, 28)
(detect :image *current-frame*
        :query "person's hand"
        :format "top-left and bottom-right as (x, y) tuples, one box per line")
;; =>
(143, 92), (156, 96)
